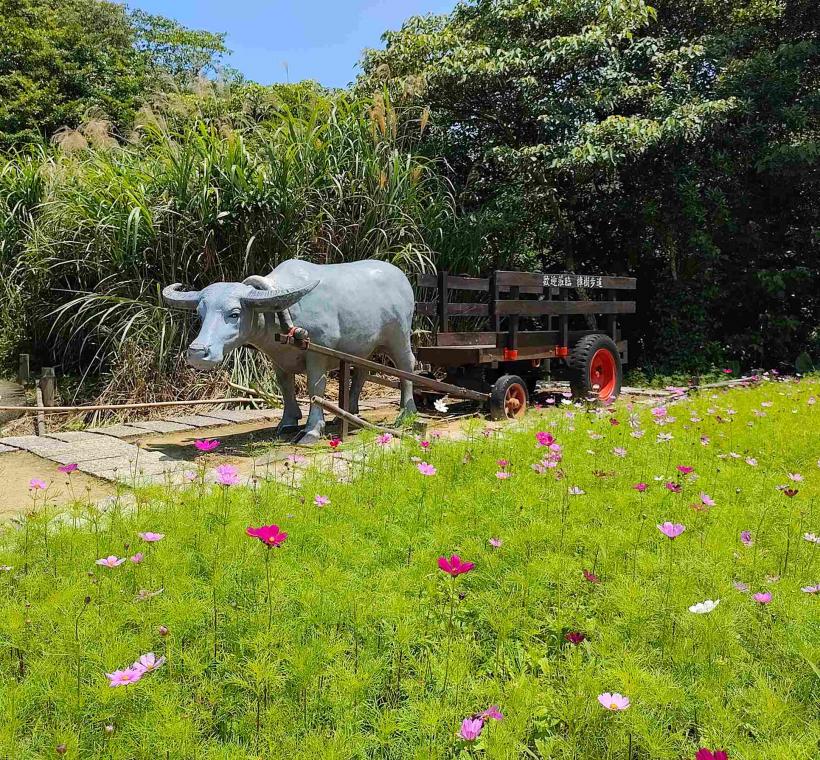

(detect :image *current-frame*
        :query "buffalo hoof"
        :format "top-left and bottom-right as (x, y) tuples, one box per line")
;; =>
(275, 423), (301, 437)
(295, 430), (322, 446)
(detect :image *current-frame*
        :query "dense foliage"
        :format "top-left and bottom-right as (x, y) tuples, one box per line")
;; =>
(359, 0), (819, 371)
(0, 380), (818, 757)
(0, 87), (453, 399)
(0, 0), (228, 145)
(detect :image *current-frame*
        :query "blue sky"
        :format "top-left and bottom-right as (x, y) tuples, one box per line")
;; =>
(126, 1), (458, 88)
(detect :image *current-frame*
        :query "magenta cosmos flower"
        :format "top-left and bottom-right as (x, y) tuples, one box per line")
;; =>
(665, 482), (682, 493)
(676, 465), (694, 475)
(246, 524), (288, 547)
(376, 433), (393, 445)
(96, 555), (125, 568)
(328, 437), (340, 449)
(58, 463), (78, 474)
(535, 431), (555, 447)
(458, 717), (483, 741)
(598, 693), (630, 711)
(214, 464), (240, 486)
(583, 569), (601, 584)
(753, 591), (772, 604)
(565, 631), (586, 645)
(417, 462), (437, 476)
(696, 750), (728, 760)
(138, 532), (164, 542)
(314, 495), (330, 507)
(633, 482), (648, 492)
(740, 531), (753, 547)
(193, 439), (220, 452)
(106, 667), (143, 687)
(29, 478), (47, 491)
(657, 522), (686, 539)
(438, 555), (474, 577)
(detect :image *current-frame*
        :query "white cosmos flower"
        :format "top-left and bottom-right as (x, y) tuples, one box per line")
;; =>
(689, 599), (720, 614)
(433, 398), (449, 413)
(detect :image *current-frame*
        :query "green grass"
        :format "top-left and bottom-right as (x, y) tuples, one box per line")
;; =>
(0, 378), (818, 759)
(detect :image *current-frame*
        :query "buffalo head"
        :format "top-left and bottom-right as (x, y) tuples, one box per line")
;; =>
(163, 276), (318, 369)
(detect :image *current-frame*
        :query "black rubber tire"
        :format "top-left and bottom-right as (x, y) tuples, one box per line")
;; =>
(567, 334), (622, 401)
(489, 374), (529, 420)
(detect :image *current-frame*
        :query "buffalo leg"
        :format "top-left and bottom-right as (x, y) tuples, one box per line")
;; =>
(297, 353), (329, 444)
(349, 366), (367, 416)
(389, 339), (417, 421)
(275, 369), (302, 433)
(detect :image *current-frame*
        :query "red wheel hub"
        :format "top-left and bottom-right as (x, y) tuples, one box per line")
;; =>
(589, 349), (617, 400)
(504, 384), (526, 418)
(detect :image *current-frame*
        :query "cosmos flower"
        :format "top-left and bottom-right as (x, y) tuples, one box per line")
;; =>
(676, 465), (694, 475)
(657, 433), (673, 443)
(214, 464), (240, 486)
(488, 538), (502, 548)
(481, 705), (504, 721)
(438, 555), (474, 577)
(696, 749), (728, 760)
(495, 471), (512, 479)
(458, 717), (483, 741)
(433, 398), (449, 413)
(29, 479), (47, 491)
(740, 531), (753, 547)
(665, 482), (682, 493)
(800, 585), (819, 594)
(535, 431), (555, 447)
(246, 525), (288, 548)
(568, 486), (585, 496)
(130, 552), (144, 564)
(58, 463), (78, 474)
(193, 439), (220, 452)
(804, 533), (820, 544)
(95, 556), (125, 568)
(420, 440), (431, 449)
(375, 433), (393, 446)
(700, 436), (710, 446)
(699, 493), (715, 507)
(106, 667), (143, 687)
(787, 473), (804, 482)
(138, 532), (164, 542)
(733, 582), (749, 592)
(612, 447), (627, 458)
(328, 437), (341, 449)
(689, 599), (720, 614)
(417, 462), (437, 476)
(633, 482), (648, 492)
(657, 522), (686, 539)
(752, 592), (772, 604)
(583, 569), (600, 584)
(745, 457), (758, 466)
(564, 631), (586, 645)
(314, 495), (330, 507)
(598, 693), (630, 711)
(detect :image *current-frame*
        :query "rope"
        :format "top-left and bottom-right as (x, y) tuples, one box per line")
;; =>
(0, 397), (261, 414)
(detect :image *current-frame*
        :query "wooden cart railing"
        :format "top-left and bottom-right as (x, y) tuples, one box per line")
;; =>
(415, 270), (636, 365)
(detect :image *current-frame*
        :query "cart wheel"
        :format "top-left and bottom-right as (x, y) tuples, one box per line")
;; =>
(490, 375), (529, 420)
(567, 334), (622, 401)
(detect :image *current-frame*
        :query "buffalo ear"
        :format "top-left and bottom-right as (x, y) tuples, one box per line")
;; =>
(240, 279), (319, 311)
(162, 283), (200, 310)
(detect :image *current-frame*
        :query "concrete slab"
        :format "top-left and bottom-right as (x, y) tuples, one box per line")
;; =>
(0, 443), (18, 454)
(158, 414), (230, 428)
(86, 424), (145, 439)
(0, 436), (73, 457)
(45, 431), (117, 444)
(197, 409), (280, 423)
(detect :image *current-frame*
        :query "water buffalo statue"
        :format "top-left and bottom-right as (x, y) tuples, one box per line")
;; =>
(163, 259), (417, 444)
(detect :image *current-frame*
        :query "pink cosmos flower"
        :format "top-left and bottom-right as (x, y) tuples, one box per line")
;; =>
(96, 556), (125, 568)
(246, 524), (288, 548)
(328, 437), (340, 449)
(598, 693), (630, 711)
(800, 584), (819, 594)
(286, 454), (307, 464)
(496, 471), (512, 479)
(438, 555), (474, 577)
(565, 631), (586, 645)
(193, 439), (220, 452)
(314, 495), (330, 507)
(375, 433), (393, 445)
(740, 531), (753, 546)
(480, 706), (504, 721)
(676, 465), (694, 475)
(700, 436), (710, 446)
(29, 478), (47, 491)
(787, 473), (803, 482)
(733, 581), (749, 592)
(458, 717), (483, 741)
(753, 592), (772, 604)
(133, 652), (166, 673)
(633, 482), (648, 492)
(58, 463), (78, 474)
(700, 493), (715, 507)
(497, 459), (509, 469)
(106, 667), (143, 687)
(417, 462), (437, 476)
(613, 447), (627, 458)
(568, 486), (585, 496)
(745, 457), (758, 466)
(214, 464), (240, 486)
(420, 440), (431, 449)
(804, 533), (820, 544)
(535, 431), (555, 447)
(138, 532), (164, 542)
(665, 482), (682, 493)
(657, 522), (685, 539)
(722, 368), (733, 374)
(696, 749), (728, 760)
(130, 552), (144, 564)
(583, 569), (600, 584)
(651, 406), (668, 418)
(489, 538), (502, 548)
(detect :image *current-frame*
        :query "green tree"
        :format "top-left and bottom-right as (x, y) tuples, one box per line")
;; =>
(359, 0), (819, 370)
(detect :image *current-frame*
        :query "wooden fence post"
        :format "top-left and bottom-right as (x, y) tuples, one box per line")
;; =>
(39, 367), (56, 408)
(18, 354), (30, 385)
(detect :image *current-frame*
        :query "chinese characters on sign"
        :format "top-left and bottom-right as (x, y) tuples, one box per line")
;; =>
(542, 274), (604, 288)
